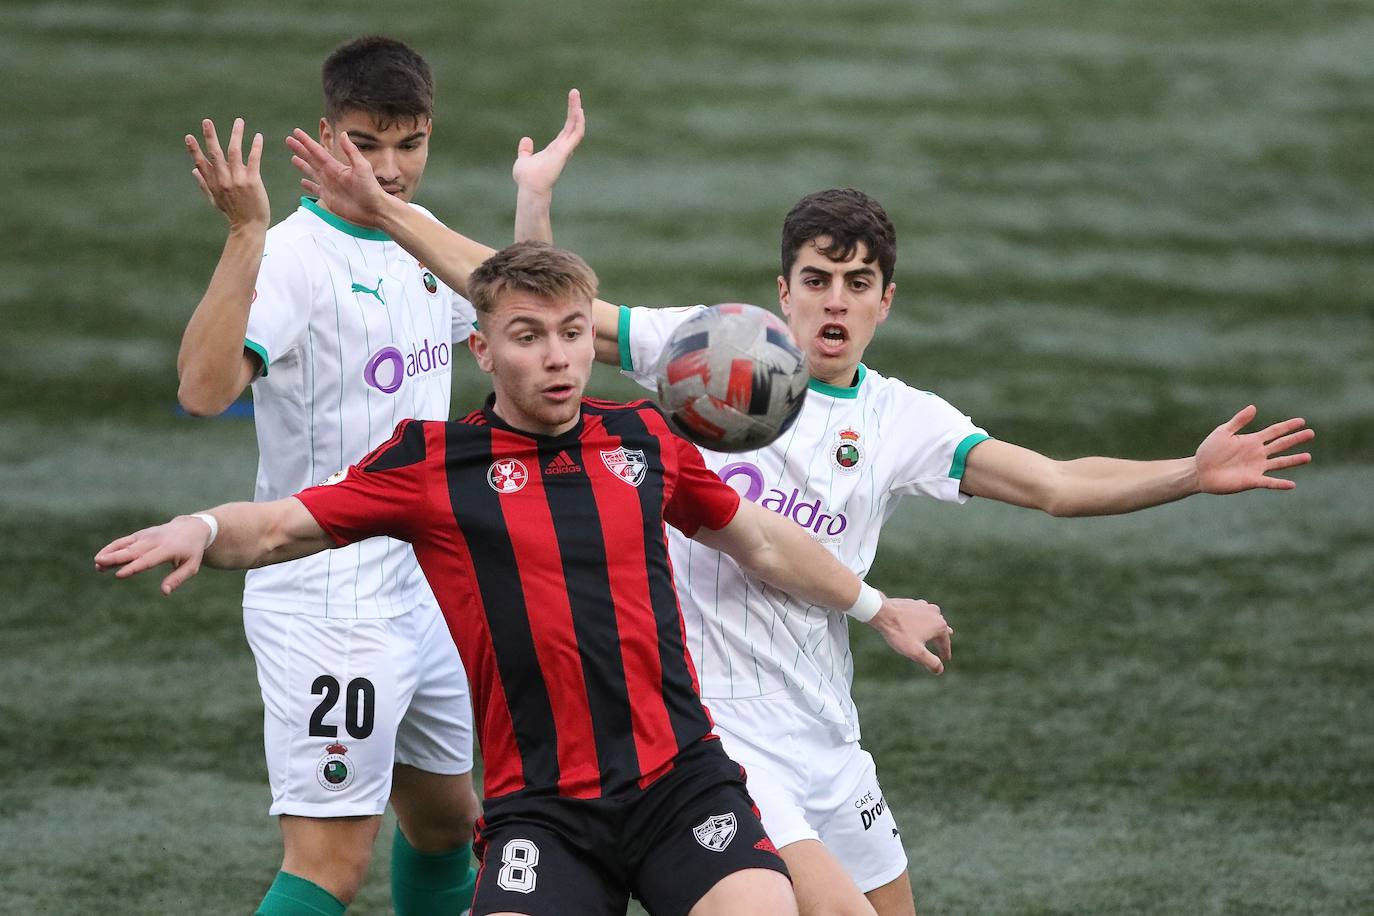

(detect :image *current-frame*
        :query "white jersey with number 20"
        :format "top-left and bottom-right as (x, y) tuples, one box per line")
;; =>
(620, 305), (988, 739)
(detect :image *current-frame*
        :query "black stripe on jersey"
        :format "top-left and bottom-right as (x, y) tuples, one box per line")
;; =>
(445, 425), (560, 793)
(539, 437), (639, 795)
(363, 419), (427, 472)
(597, 406), (713, 750)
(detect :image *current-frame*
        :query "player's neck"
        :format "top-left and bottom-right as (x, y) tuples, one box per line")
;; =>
(488, 397), (582, 438)
(810, 361), (863, 390)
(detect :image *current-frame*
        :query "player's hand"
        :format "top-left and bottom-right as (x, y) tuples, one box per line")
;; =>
(511, 89), (585, 198)
(287, 128), (395, 227)
(94, 516), (215, 596)
(867, 597), (953, 675)
(1194, 405), (1314, 494)
(185, 117), (269, 231)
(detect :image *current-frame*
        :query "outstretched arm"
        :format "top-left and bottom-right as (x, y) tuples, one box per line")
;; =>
(94, 498), (333, 595)
(287, 129), (494, 297)
(961, 405), (1314, 516)
(694, 500), (953, 674)
(176, 118), (270, 416)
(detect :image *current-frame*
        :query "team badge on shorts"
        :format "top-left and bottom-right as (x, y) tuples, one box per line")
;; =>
(316, 743), (355, 792)
(692, 812), (737, 852)
(832, 428), (863, 473)
(488, 458), (529, 493)
(601, 447), (647, 487)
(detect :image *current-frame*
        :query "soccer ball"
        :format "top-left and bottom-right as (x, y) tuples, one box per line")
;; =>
(655, 304), (809, 452)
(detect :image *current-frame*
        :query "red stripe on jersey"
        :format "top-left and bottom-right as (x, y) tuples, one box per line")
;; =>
(490, 427), (602, 798)
(412, 449), (526, 797)
(581, 414), (681, 783)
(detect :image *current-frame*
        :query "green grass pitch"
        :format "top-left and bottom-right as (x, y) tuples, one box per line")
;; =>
(1, 1), (1371, 912)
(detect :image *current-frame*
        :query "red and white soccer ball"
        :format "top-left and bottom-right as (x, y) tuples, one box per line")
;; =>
(655, 304), (809, 452)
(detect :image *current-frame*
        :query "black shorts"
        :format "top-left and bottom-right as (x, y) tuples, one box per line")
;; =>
(471, 739), (789, 916)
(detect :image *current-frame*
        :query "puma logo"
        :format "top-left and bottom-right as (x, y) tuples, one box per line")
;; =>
(351, 279), (385, 304)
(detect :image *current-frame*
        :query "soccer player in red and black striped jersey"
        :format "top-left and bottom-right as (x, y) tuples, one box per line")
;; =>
(96, 242), (954, 916)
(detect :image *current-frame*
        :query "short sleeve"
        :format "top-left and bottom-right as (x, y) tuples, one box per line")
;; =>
(619, 305), (708, 391)
(664, 434), (741, 537)
(885, 388), (989, 503)
(244, 241), (313, 376)
(450, 291), (478, 344)
(295, 419), (432, 544)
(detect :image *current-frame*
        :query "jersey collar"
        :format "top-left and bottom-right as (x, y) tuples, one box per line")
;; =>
(480, 393), (586, 444)
(807, 363), (867, 400)
(300, 197), (391, 241)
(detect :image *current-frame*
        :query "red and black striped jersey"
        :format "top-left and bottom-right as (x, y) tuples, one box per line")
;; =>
(296, 396), (742, 801)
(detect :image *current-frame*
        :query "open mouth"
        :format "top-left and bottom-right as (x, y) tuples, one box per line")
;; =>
(817, 324), (849, 348)
(543, 383), (576, 400)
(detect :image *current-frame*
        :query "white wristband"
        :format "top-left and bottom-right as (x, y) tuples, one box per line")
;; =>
(190, 513), (219, 548)
(845, 582), (882, 623)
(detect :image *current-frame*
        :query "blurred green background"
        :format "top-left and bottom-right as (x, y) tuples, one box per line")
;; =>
(2, 1), (1371, 913)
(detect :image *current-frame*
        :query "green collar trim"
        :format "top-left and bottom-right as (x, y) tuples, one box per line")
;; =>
(807, 363), (867, 399)
(617, 306), (634, 371)
(300, 197), (390, 241)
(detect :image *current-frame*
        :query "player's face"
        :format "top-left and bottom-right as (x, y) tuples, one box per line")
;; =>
(319, 111), (431, 202)
(470, 293), (595, 437)
(778, 238), (895, 387)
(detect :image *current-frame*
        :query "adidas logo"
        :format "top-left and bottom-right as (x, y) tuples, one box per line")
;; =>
(754, 836), (778, 854)
(544, 451), (583, 475)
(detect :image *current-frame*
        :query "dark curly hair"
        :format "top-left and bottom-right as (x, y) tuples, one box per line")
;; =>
(780, 188), (897, 288)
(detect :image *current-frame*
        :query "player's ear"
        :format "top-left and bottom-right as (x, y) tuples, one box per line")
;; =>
(318, 117), (332, 147)
(877, 282), (895, 323)
(468, 329), (493, 374)
(777, 275), (791, 318)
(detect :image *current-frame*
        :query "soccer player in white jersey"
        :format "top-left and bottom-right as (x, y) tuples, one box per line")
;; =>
(596, 188), (1314, 916)
(175, 37), (582, 916)
(278, 128), (1314, 913)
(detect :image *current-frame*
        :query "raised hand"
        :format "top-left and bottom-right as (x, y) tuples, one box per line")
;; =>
(868, 597), (954, 675)
(511, 88), (585, 197)
(1195, 405), (1315, 494)
(286, 128), (393, 227)
(94, 516), (216, 595)
(185, 118), (269, 231)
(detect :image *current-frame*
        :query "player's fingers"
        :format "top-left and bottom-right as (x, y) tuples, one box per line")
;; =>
(1257, 475), (1298, 490)
(516, 136), (533, 159)
(910, 643), (944, 676)
(932, 630), (952, 663)
(1266, 452), (1311, 471)
(1223, 404), (1257, 434)
(227, 116), (245, 166)
(192, 168), (214, 202)
(184, 134), (210, 171)
(1265, 429), (1314, 454)
(97, 532), (140, 556)
(113, 546), (171, 578)
(160, 557), (201, 595)
(287, 129), (331, 172)
(562, 88), (584, 143)
(202, 119), (229, 176)
(299, 176), (322, 196)
(338, 129), (369, 170)
(246, 131), (264, 173)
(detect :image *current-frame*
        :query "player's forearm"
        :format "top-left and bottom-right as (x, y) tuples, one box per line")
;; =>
(514, 186), (554, 244)
(1048, 455), (1200, 516)
(202, 499), (332, 569)
(374, 198), (495, 297)
(708, 503), (863, 612)
(176, 225), (264, 416)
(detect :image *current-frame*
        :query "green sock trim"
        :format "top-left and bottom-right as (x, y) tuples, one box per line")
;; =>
(255, 870), (346, 916)
(391, 827), (477, 915)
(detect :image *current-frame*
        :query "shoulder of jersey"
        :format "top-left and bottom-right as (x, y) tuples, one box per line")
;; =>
(406, 201), (443, 225)
(582, 396), (661, 417)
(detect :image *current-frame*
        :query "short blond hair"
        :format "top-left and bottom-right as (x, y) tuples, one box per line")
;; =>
(468, 241), (599, 315)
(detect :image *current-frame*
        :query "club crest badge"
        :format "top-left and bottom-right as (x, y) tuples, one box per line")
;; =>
(831, 428), (863, 473)
(316, 743), (354, 792)
(692, 812), (737, 852)
(488, 458), (529, 494)
(601, 447), (647, 487)
(319, 468), (348, 486)
(418, 262), (439, 296)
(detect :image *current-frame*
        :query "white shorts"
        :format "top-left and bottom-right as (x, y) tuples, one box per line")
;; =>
(243, 601), (474, 818)
(709, 695), (907, 893)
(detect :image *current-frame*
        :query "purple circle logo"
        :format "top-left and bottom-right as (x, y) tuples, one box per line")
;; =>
(363, 346), (405, 394)
(718, 461), (765, 503)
